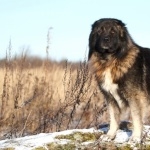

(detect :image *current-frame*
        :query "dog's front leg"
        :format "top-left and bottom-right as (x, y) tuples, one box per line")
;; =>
(129, 101), (143, 143)
(101, 100), (120, 141)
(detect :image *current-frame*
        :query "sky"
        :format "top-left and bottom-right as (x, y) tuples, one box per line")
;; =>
(0, 0), (150, 62)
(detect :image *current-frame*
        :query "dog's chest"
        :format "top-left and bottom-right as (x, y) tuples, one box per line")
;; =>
(102, 69), (117, 92)
(101, 69), (122, 104)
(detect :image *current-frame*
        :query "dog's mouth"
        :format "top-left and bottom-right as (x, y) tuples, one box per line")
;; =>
(101, 42), (112, 50)
(95, 37), (117, 54)
(101, 46), (115, 53)
(102, 46), (110, 49)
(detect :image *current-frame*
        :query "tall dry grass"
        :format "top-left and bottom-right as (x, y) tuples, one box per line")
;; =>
(0, 37), (108, 139)
(0, 55), (108, 139)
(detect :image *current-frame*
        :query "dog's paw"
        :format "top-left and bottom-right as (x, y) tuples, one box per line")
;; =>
(128, 136), (141, 144)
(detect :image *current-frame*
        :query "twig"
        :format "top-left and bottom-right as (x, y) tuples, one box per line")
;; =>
(19, 110), (32, 137)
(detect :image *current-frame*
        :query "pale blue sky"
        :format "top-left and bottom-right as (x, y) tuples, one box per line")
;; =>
(0, 0), (150, 61)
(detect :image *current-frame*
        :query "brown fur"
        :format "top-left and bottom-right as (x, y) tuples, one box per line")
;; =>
(89, 46), (139, 82)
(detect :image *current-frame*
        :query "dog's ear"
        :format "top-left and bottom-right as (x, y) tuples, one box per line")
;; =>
(91, 18), (105, 30)
(114, 19), (126, 27)
(88, 32), (94, 60)
(91, 20), (99, 30)
(114, 19), (127, 38)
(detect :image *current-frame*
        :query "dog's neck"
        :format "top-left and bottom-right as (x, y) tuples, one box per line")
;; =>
(89, 46), (139, 82)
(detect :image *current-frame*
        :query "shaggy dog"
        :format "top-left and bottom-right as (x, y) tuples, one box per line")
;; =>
(88, 18), (150, 142)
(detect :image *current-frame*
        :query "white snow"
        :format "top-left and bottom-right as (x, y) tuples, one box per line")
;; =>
(114, 130), (132, 143)
(0, 125), (150, 149)
(0, 128), (98, 150)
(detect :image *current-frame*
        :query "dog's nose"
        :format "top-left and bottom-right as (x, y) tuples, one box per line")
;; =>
(104, 37), (110, 42)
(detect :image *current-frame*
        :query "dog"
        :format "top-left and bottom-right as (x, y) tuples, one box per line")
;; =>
(88, 18), (150, 142)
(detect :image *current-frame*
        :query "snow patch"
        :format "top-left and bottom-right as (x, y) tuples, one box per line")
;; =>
(0, 125), (150, 149)
(0, 128), (99, 150)
(114, 130), (132, 143)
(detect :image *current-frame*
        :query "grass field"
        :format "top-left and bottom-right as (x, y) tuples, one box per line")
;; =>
(0, 55), (108, 139)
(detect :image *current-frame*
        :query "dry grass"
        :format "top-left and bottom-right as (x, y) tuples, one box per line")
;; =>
(0, 55), (108, 139)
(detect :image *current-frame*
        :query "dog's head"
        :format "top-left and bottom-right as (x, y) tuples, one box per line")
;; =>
(88, 18), (132, 60)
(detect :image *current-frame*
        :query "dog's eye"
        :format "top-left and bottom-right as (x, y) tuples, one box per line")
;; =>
(96, 28), (102, 35)
(99, 26), (104, 32)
